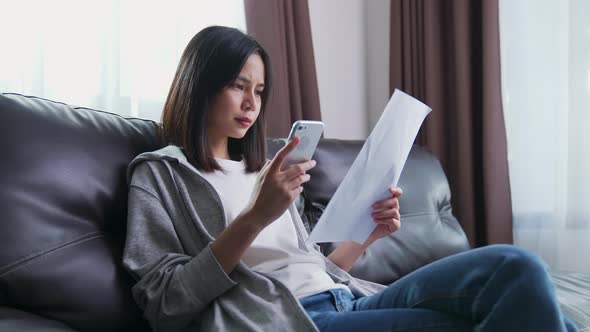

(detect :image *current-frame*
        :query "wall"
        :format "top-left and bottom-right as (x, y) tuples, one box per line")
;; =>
(309, 0), (390, 139)
(365, 0), (391, 132)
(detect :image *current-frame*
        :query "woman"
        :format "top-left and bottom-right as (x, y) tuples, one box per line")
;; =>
(123, 26), (577, 332)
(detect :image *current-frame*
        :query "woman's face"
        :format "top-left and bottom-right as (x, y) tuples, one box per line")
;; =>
(207, 53), (265, 141)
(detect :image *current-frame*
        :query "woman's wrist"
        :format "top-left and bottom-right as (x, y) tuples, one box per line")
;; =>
(362, 235), (377, 248)
(327, 240), (372, 272)
(211, 209), (268, 274)
(237, 208), (271, 231)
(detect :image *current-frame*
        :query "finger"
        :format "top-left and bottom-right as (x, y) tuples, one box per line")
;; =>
(372, 198), (399, 212)
(373, 217), (401, 230)
(268, 136), (300, 173)
(286, 173), (311, 190)
(283, 160), (316, 180)
(389, 186), (403, 198)
(372, 209), (399, 220)
(259, 159), (272, 175)
(287, 185), (304, 200)
(372, 210), (394, 219)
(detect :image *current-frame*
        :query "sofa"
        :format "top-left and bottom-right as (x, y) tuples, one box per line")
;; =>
(0, 92), (588, 331)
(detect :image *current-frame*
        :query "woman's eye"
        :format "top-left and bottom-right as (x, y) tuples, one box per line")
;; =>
(232, 83), (244, 90)
(255, 90), (263, 96)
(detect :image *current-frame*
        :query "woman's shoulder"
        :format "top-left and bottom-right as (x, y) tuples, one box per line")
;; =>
(133, 145), (185, 164)
(126, 145), (186, 185)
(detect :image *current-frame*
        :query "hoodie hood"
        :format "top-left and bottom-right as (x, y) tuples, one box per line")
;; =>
(127, 145), (197, 185)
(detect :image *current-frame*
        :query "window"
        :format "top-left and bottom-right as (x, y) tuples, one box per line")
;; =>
(500, 0), (590, 273)
(0, 0), (246, 121)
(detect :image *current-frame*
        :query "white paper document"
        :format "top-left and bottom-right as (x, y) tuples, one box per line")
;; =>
(308, 89), (432, 244)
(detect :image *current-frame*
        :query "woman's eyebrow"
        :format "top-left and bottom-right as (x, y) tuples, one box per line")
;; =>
(236, 76), (265, 88)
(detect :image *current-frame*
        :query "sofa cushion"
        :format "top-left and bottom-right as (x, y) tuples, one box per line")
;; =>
(0, 306), (77, 332)
(302, 139), (471, 284)
(0, 93), (159, 331)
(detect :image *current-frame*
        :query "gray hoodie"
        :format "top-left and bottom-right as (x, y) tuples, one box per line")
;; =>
(123, 145), (386, 332)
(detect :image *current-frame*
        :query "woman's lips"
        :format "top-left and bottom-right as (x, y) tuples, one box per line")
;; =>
(235, 118), (251, 128)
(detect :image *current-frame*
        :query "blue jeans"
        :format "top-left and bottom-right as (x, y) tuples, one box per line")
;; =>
(300, 245), (578, 332)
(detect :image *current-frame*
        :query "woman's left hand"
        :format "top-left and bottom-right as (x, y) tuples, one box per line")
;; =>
(365, 186), (403, 245)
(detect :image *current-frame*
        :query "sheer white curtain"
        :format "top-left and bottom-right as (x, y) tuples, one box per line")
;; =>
(0, 0), (246, 121)
(500, 0), (590, 273)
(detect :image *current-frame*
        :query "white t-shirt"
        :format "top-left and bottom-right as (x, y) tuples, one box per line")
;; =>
(201, 157), (350, 299)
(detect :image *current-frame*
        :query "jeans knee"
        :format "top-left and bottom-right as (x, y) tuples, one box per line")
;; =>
(487, 244), (550, 280)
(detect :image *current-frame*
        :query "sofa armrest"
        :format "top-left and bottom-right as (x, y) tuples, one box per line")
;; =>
(0, 306), (77, 332)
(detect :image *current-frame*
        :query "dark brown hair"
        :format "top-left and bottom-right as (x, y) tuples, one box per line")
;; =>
(160, 26), (272, 173)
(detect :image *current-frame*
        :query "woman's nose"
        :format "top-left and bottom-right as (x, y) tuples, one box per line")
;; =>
(243, 90), (257, 111)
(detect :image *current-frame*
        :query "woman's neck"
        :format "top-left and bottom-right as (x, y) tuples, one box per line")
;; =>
(209, 136), (231, 160)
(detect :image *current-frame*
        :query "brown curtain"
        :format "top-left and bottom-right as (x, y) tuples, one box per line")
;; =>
(244, 0), (322, 138)
(390, 0), (512, 247)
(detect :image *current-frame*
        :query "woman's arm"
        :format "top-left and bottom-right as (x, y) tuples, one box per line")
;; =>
(326, 239), (374, 272)
(124, 182), (239, 332)
(210, 210), (267, 274)
(212, 137), (317, 274)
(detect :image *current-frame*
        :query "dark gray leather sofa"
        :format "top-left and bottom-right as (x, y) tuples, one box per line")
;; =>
(1, 92), (588, 331)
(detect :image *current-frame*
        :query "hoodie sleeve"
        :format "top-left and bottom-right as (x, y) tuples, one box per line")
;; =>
(123, 164), (238, 332)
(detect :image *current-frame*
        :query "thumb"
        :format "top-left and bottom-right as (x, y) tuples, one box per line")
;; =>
(268, 135), (300, 173)
(260, 158), (275, 177)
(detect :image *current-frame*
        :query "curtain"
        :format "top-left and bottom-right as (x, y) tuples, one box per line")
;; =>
(390, 0), (513, 247)
(244, 0), (322, 138)
(0, 0), (246, 122)
(499, 0), (590, 273)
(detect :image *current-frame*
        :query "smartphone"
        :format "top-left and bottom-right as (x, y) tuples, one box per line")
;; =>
(282, 120), (324, 170)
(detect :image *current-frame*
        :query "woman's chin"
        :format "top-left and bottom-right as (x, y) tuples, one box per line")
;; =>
(229, 130), (248, 139)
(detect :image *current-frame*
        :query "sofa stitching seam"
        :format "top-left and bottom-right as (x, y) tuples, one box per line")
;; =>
(0, 231), (104, 277)
(2, 92), (159, 123)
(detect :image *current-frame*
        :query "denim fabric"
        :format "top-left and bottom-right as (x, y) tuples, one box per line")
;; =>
(300, 245), (579, 332)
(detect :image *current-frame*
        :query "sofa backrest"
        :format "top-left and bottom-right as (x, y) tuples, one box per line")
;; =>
(0, 93), (160, 331)
(1, 93), (471, 330)
(302, 139), (471, 284)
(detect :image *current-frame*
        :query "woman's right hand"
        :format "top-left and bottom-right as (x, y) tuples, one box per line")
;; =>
(244, 136), (316, 228)
(211, 136), (316, 274)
